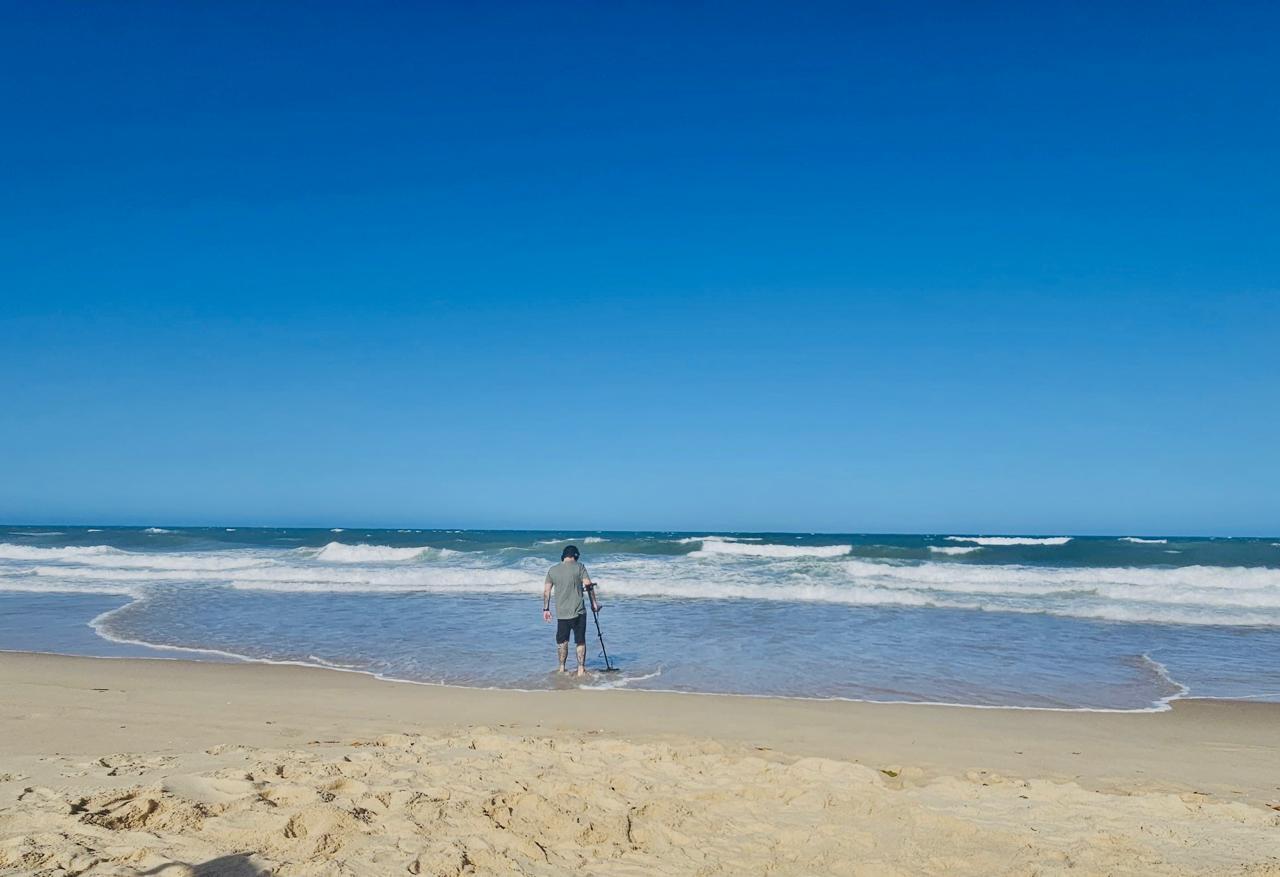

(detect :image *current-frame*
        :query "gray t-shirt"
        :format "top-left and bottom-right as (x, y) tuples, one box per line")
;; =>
(545, 560), (589, 618)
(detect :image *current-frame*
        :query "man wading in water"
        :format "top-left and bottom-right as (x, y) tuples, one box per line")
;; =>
(542, 545), (600, 676)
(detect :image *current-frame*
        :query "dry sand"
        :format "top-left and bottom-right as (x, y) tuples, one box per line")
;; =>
(1, 652), (1277, 875)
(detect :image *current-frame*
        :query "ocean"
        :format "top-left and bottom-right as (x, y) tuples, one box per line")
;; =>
(2, 526), (1279, 711)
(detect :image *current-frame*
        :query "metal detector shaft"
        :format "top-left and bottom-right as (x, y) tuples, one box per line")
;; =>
(584, 584), (617, 671)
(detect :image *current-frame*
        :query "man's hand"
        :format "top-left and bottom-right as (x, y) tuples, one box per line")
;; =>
(543, 610), (552, 622)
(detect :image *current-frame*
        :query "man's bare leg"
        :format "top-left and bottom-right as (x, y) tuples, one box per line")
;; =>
(557, 642), (569, 673)
(576, 643), (587, 677)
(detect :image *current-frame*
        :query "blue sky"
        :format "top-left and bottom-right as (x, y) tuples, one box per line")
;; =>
(2, 2), (1277, 534)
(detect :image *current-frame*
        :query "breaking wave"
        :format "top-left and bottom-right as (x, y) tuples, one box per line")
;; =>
(321, 553), (1279, 625)
(839, 558), (1280, 598)
(1121, 537), (1168, 544)
(690, 540), (851, 559)
(4, 538), (1278, 627)
(675, 535), (763, 544)
(313, 542), (455, 563)
(230, 566), (538, 593)
(0, 544), (124, 562)
(945, 536), (1072, 546)
(0, 544), (267, 570)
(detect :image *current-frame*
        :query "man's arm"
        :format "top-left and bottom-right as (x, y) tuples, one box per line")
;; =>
(542, 575), (553, 622)
(583, 568), (600, 612)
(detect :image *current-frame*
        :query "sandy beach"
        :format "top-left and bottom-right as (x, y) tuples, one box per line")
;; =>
(0, 653), (1275, 875)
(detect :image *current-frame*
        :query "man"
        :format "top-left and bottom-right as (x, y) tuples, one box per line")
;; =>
(542, 544), (600, 676)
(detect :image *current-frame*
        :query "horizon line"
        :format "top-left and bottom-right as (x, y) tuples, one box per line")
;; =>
(2, 522), (1277, 540)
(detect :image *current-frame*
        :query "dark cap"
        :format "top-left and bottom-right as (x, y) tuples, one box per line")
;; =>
(561, 545), (580, 560)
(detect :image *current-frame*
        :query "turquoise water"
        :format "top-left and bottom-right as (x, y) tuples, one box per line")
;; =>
(3, 526), (1279, 710)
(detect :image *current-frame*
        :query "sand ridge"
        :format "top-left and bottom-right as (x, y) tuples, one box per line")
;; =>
(2, 727), (1279, 876)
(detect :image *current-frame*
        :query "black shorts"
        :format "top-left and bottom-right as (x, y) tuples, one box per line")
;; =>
(556, 613), (587, 645)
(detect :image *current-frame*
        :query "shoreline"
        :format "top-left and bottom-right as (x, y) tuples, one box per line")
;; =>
(67, 595), (1239, 713)
(3, 651), (1278, 875)
(0, 642), (1213, 715)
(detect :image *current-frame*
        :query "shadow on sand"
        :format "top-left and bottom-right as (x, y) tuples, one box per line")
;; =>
(141, 854), (269, 876)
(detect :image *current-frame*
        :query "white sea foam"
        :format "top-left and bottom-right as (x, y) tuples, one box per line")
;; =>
(945, 536), (1072, 546)
(560, 557), (1280, 624)
(834, 559), (1280, 619)
(571, 576), (943, 606)
(581, 668), (664, 690)
(28, 565), (257, 582)
(929, 546), (983, 555)
(331, 528), (345, 532)
(230, 566), (537, 593)
(534, 536), (608, 545)
(0, 544), (268, 571)
(840, 558), (1280, 593)
(1043, 603), (1279, 626)
(1121, 537), (1168, 544)
(1140, 654), (1189, 706)
(0, 546), (528, 592)
(589, 575), (1280, 625)
(674, 535), (763, 544)
(0, 575), (138, 596)
(0, 544), (124, 562)
(690, 541), (851, 559)
(313, 542), (450, 563)
(144, 528), (174, 534)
